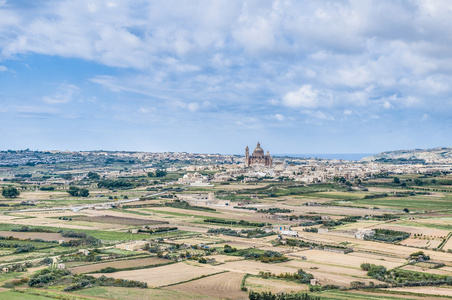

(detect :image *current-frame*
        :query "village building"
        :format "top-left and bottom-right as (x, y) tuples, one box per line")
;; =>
(354, 229), (375, 240)
(177, 193), (230, 206)
(115, 241), (149, 251)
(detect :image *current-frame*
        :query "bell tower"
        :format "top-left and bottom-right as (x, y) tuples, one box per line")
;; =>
(245, 145), (249, 167)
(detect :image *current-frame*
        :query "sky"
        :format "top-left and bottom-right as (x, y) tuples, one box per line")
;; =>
(0, 0), (451, 154)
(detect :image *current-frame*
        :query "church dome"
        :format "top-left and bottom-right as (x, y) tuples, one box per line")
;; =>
(253, 142), (264, 157)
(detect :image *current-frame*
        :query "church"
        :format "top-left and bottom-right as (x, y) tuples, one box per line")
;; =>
(245, 142), (272, 167)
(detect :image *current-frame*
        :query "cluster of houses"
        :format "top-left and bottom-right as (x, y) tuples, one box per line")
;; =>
(189, 158), (452, 184)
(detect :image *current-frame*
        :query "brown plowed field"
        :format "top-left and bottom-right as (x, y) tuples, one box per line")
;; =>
(442, 237), (452, 251)
(211, 260), (295, 275)
(300, 232), (452, 263)
(373, 224), (449, 237)
(89, 262), (219, 287)
(400, 265), (452, 276)
(388, 286), (452, 297)
(400, 237), (442, 248)
(70, 257), (169, 274)
(165, 271), (247, 300)
(307, 270), (383, 287)
(72, 215), (168, 225)
(288, 249), (404, 270)
(245, 276), (308, 294)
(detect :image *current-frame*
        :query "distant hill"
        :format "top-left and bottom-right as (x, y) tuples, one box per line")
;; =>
(361, 147), (452, 163)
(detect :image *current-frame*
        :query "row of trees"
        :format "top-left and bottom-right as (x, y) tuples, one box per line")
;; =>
(147, 170), (167, 177)
(67, 186), (89, 197)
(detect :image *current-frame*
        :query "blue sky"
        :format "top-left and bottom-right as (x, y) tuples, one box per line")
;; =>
(0, 0), (451, 154)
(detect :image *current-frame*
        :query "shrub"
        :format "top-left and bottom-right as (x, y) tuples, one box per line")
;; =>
(99, 267), (118, 273)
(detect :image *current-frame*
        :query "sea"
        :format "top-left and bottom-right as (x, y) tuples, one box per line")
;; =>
(274, 153), (375, 161)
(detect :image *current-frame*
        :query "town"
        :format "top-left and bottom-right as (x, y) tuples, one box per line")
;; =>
(0, 145), (451, 299)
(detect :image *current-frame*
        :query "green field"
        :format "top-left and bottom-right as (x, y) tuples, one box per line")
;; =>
(316, 290), (426, 299)
(303, 192), (366, 200)
(337, 195), (452, 211)
(0, 223), (193, 242)
(75, 286), (211, 300)
(0, 291), (57, 300)
(398, 220), (452, 231)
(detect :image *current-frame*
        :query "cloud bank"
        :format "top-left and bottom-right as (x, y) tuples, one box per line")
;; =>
(0, 0), (451, 153)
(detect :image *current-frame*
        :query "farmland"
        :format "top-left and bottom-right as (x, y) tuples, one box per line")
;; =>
(90, 262), (221, 287)
(1, 151), (452, 299)
(165, 271), (247, 299)
(70, 215), (169, 226)
(70, 257), (170, 274)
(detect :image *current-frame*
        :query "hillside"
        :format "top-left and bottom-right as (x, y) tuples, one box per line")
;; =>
(361, 147), (452, 163)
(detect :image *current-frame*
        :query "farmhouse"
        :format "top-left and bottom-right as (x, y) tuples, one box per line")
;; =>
(323, 247), (354, 254)
(355, 229), (375, 240)
(177, 193), (230, 206)
(78, 249), (90, 255)
(272, 225), (299, 237)
(177, 172), (212, 186)
(280, 230), (299, 237)
(116, 241), (149, 251)
(57, 263), (66, 269)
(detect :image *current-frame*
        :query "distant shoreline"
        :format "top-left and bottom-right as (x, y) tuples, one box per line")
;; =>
(274, 153), (376, 161)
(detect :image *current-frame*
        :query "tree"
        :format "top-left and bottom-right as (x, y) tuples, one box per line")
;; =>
(366, 265), (387, 279)
(403, 208), (410, 213)
(79, 188), (89, 197)
(62, 174), (73, 180)
(155, 170), (167, 177)
(414, 179), (423, 186)
(198, 257), (207, 264)
(147, 172), (155, 177)
(87, 172), (100, 180)
(67, 186), (80, 196)
(393, 177), (400, 184)
(2, 187), (20, 198)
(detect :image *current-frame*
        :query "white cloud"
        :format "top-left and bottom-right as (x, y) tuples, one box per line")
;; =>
(282, 85), (329, 108)
(0, 104), (59, 115)
(0, 65), (7, 71)
(42, 83), (80, 104)
(233, 15), (276, 54)
(302, 110), (334, 121)
(272, 114), (285, 121)
(1, 0), (452, 151)
(138, 107), (155, 113)
(187, 102), (199, 112)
